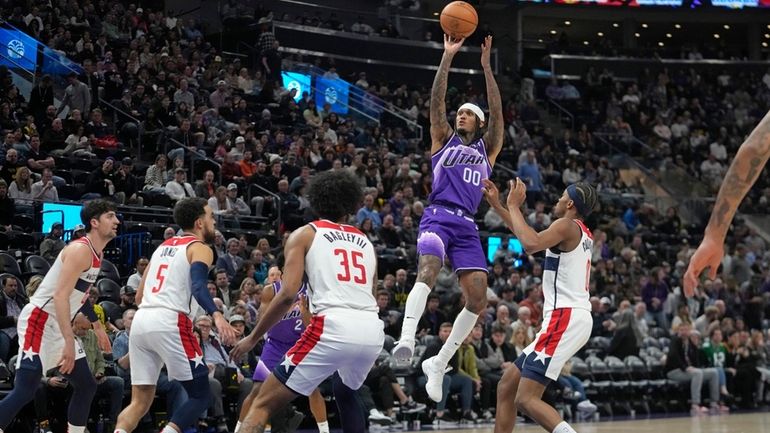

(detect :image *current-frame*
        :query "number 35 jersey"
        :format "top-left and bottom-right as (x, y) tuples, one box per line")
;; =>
(140, 235), (202, 319)
(305, 220), (378, 314)
(429, 133), (491, 214)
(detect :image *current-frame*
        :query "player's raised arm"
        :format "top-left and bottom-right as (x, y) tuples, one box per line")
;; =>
(684, 110), (770, 296)
(188, 241), (237, 345)
(249, 226), (314, 343)
(495, 178), (580, 254)
(480, 36), (503, 166)
(430, 34), (465, 154)
(53, 243), (93, 374)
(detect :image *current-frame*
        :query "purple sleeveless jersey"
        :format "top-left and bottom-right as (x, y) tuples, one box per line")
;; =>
(253, 281), (308, 381)
(416, 133), (491, 273)
(265, 280), (306, 346)
(428, 133), (491, 214)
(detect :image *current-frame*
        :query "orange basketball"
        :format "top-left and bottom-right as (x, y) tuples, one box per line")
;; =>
(440, 1), (478, 40)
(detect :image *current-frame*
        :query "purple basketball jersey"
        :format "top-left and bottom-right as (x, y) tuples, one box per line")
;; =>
(429, 133), (491, 213)
(265, 281), (306, 346)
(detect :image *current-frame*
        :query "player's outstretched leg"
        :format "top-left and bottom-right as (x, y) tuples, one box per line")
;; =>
(392, 253), (442, 362)
(515, 378), (577, 433)
(114, 385), (156, 433)
(165, 375), (211, 433)
(494, 364), (522, 433)
(422, 270), (487, 402)
(309, 388), (329, 433)
(66, 358), (98, 433)
(0, 366), (42, 430)
(332, 373), (366, 433)
(234, 382), (263, 433)
(240, 374), (298, 433)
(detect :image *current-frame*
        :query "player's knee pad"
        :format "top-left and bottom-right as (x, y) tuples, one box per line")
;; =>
(416, 231), (445, 259)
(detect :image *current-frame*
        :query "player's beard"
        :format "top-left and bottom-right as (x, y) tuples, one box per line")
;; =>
(202, 225), (216, 244)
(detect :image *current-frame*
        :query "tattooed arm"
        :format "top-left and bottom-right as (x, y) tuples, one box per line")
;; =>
(480, 36), (504, 167)
(683, 110), (770, 296)
(430, 35), (465, 154)
(706, 111), (770, 240)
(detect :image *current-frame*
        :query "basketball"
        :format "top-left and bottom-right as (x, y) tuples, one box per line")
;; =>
(440, 1), (478, 40)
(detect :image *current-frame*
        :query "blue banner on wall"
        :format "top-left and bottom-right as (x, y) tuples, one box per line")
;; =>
(282, 71), (311, 102)
(315, 77), (350, 115)
(0, 29), (38, 71)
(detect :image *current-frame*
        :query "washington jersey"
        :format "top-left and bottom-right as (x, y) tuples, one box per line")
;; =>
(30, 236), (101, 320)
(305, 220), (377, 314)
(429, 133), (491, 213)
(542, 220), (593, 312)
(265, 280), (308, 345)
(139, 235), (203, 319)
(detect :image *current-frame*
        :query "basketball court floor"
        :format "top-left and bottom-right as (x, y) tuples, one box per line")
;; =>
(364, 411), (770, 432)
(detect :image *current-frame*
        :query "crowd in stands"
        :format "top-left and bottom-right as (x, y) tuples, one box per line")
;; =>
(0, 0), (770, 432)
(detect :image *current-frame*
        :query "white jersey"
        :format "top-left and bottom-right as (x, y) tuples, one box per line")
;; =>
(139, 235), (202, 319)
(542, 219), (593, 313)
(31, 236), (101, 320)
(305, 220), (378, 314)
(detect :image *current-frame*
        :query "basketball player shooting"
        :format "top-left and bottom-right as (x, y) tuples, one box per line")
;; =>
(684, 111), (770, 297)
(391, 34), (504, 403)
(0, 200), (118, 433)
(114, 198), (237, 433)
(237, 170), (384, 433)
(482, 178), (597, 433)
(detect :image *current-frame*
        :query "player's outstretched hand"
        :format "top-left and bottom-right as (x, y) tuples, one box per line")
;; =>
(683, 236), (724, 298)
(444, 34), (465, 55)
(58, 341), (75, 375)
(229, 333), (258, 362)
(481, 35), (492, 70)
(94, 324), (112, 354)
(214, 313), (237, 346)
(506, 178), (527, 209)
(481, 179), (501, 208)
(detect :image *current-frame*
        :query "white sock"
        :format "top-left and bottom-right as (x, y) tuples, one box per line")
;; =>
(67, 424), (86, 433)
(399, 282), (431, 342)
(161, 426), (180, 433)
(435, 308), (479, 367)
(317, 420), (330, 433)
(552, 420), (578, 433)
(234, 421), (242, 433)
(113, 429), (128, 433)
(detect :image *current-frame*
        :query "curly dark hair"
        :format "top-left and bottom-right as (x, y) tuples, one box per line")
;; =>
(174, 197), (209, 230)
(307, 170), (363, 221)
(81, 199), (118, 231)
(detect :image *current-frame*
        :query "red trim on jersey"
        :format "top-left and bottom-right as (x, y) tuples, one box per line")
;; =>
(177, 313), (203, 360)
(73, 237), (102, 268)
(286, 315), (325, 365)
(574, 220), (593, 240)
(162, 235), (200, 247)
(311, 220), (365, 237)
(543, 308), (571, 356)
(534, 308), (572, 356)
(23, 307), (49, 353)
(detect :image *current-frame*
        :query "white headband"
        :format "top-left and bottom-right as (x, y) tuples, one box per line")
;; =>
(458, 103), (485, 123)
